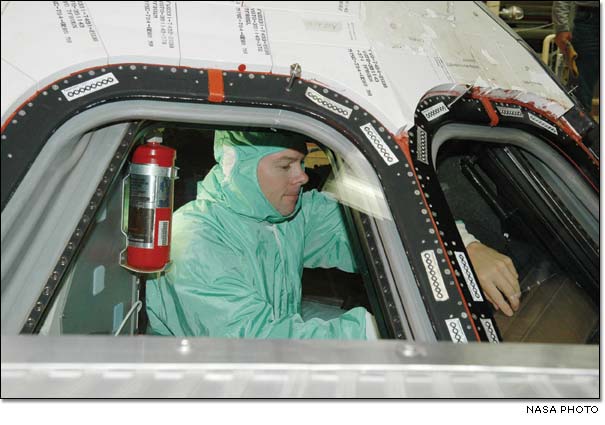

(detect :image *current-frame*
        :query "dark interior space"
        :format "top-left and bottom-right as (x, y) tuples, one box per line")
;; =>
(436, 140), (598, 343)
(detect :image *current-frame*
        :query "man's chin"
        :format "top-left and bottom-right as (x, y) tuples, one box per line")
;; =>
(280, 206), (296, 216)
(279, 198), (298, 216)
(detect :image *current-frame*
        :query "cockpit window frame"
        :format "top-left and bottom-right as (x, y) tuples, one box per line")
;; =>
(6, 101), (428, 341)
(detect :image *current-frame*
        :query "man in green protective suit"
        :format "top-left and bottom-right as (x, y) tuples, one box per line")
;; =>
(146, 130), (375, 339)
(146, 130), (520, 339)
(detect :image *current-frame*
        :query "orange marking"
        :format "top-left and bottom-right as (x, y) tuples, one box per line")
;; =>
(393, 131), (413, 163)
(484, 95), (597, 162)
(207, 69), (225, 103)
(425, 89), (598, 168)
(472, 89), (499, 127)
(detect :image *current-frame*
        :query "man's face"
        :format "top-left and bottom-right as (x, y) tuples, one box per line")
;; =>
(257, 148), (309, 216)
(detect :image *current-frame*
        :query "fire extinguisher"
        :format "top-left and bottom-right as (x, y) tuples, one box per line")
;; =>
(123, 135), (176, 271)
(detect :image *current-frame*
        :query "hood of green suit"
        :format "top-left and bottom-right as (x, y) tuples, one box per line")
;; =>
(197, 130), (308, 224)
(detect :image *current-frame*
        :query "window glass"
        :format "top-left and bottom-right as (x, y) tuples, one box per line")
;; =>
(43, 125), (396, 338)
(300, 145), (387, 320)
(436, 141), (599, 344)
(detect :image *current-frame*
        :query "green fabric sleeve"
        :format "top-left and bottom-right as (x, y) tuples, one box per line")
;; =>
(147, 235), (367, 340)
(301, 190), (357, 272)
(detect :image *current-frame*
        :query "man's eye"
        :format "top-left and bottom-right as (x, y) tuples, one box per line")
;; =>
(280, 165), (290, 170)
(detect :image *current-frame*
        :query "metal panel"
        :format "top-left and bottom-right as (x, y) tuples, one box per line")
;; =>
(1, 336), (598, 398)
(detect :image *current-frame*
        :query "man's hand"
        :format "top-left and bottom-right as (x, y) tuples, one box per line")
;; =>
(466, 242), (520, 317)
(555, 31), (572, 56)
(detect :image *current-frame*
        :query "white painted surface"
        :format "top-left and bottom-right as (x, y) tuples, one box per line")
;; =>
(179, 3), (272, 72)
(1, 1), (573, 132)
(1, 59), (36, 125)
(86, 1), (180, 65)
(1, 2), (107, 90)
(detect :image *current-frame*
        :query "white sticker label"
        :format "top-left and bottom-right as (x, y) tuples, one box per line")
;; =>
(416, 126), (429, 165)
(305, 87), (352, 119)
(360, 123), (399, 166)
(480, 318), (500, 343)
(235, 7), (270, 56)
(421, 102), (449, 121)
(445, 318), (468, 343)
(421, 250), (449, 301)
(496, 105), (523, 118)
(62, 73), (119, 101)
(529, 113), (558, 135)
(455, 251), (483, 302)
(92, 265), (105, 296)
(158, 220), (169, 246)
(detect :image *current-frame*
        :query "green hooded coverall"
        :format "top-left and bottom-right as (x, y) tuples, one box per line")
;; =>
(146, 130), (369, 339)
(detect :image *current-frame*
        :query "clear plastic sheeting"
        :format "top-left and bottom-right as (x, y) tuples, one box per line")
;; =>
(323, 158), (392, 221)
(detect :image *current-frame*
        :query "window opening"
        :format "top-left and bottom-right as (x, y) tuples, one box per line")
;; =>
(436, 140), (598, 344)
(40, 123), (404, 340)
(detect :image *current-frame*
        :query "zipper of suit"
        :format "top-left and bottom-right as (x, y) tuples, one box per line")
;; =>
(269, 223), (289, 311)
(269, 224), (284, 261)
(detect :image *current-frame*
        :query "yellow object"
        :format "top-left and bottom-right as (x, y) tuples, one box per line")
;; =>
(304, 142), (331, 168)
(566, 41), (579, 78)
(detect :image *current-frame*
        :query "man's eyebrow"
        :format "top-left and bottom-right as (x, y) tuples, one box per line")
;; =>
(277, 155), (304, 162)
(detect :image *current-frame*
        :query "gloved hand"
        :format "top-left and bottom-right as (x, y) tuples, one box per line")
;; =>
(466, 242), (520, 317)
(365, 311), (380, 340)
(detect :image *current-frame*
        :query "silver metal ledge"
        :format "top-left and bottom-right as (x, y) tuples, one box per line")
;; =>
(1, 336), (598, 398)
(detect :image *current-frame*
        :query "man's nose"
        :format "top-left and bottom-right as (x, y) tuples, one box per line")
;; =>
(293, 167), (309, 186)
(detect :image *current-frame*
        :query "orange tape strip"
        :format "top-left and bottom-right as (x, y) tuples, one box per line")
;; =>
(479, 96), (499, 126)
(208, 69), (225, 103)
(471, 89), (499, 127)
